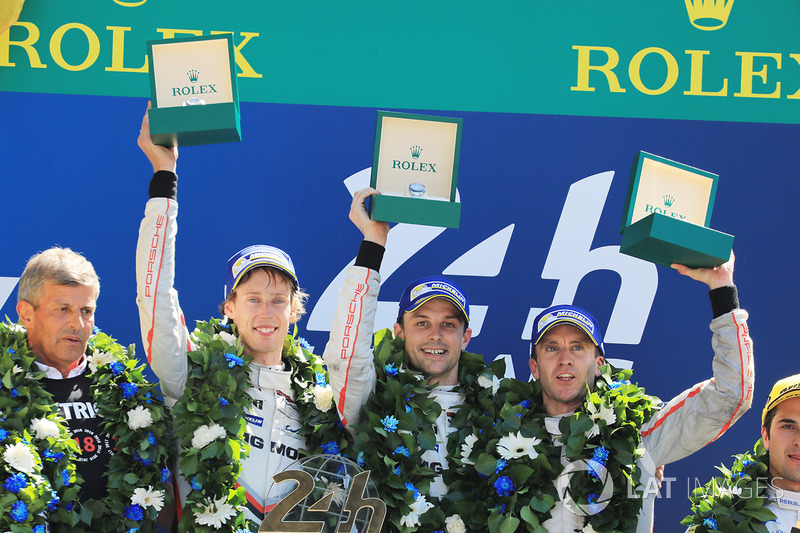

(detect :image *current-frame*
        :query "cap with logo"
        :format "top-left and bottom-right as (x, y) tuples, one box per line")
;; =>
(225, 245), (298, 298)
(531, 304), (604, 356)
(397, 276), (469, 325)
(762, 374), (800, 425)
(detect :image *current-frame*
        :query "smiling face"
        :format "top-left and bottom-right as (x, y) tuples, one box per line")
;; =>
(223, 268), (297, 366)
(529, 323), (604, 416)
(393, 298), (472, 387)
(17, 282), (97, 377)
(762, 396), (800, 492)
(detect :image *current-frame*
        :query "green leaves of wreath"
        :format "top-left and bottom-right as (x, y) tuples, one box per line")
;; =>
(0, 320), (173, 533)
(681, 439), (776, 533)
(446, 365), (658, 533)
(172, 318), (351, 533)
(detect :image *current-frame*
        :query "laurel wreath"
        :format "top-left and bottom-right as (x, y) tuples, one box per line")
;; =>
(349, 328), (491, 533)
(0, 320), (173, 533)
(681, 439), (776, 533)
(445, 364), (658, 533)
(172, 318), (351, 533)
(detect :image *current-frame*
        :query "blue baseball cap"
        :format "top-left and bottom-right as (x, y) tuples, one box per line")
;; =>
(225, 245), (297, 298)
(397, 276), (469, 324)
(531, 304), (604, 355)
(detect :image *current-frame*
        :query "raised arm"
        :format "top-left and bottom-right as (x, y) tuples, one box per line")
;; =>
(323, 188), (389, 426)
(135, 103), (191, 403)
(642, 252), (754, 465)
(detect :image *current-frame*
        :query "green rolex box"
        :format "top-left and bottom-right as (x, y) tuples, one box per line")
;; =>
(619, 152), (733, 268)
(146, 34), (241, 147)
(369, 111), (463, 228)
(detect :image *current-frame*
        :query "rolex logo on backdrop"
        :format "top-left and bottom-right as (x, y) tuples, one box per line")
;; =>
(684, 0), (734, 31)
(171, 68), (218, 97)
(392, 144), (436, 172)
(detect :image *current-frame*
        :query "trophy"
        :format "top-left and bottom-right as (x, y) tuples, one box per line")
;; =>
(619, 151), (734, 268)
(146, 34), (241, 147)
(369, 111), (463, 228)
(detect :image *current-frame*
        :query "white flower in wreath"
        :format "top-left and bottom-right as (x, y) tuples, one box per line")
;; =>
(496, 431), (542, 461)
(194, 496), (237, 528)
(460, 434), (478, 465)
(131, 486), (166, 512)
(191, 423), (227, 450)
(215, 331), (237, 347)
(87, 349), (117, 373)
(586, 401), (617, 439)
(326, 481), (346, 507)
(4, 442), (37, 474)
(477, 373), (501, 394)
(445, 514), (466, 533)
(127, 405), (154, 430)
(400, 495), (434, 527)
(312, 384), (334, 412)
(30, 418), (61, 440)
(11, 364), (23, 375)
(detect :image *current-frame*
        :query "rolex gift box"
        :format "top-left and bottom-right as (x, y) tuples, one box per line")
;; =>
(619, 152), (734, 268)
(147, 34), (241, 147)
(369, 111), (463, 228)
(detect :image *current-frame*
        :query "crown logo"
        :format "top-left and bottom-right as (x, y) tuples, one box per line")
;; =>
(187, 69), (200, 83)
(410, 145), (422, 159)
(684, 0), (734, 31)
(663, 194), (675, 207)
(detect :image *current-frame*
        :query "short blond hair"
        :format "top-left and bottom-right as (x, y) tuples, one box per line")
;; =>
(18, 247), (99, 307)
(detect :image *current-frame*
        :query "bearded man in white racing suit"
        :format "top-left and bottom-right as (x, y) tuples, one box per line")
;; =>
(134, 105), (354, 527)
(322, 187), (475, 503)
(527, 253), (753, 532)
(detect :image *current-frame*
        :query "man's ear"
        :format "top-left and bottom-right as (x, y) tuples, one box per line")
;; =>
(223, 299), (236, 321)
(761, 425), (770, 451)
(461, 327), (472, 351)
(393, 322), (404, 340)
(16, 300), (33, 326)
(594, 355), (606, 377)
(528, 357), (539, 380)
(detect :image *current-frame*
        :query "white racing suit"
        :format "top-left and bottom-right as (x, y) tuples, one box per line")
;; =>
(322, 264), (459, 497)
(135, 179), (359, 524)
(545, 306), (754, 533)
(764, 485), (800, 533)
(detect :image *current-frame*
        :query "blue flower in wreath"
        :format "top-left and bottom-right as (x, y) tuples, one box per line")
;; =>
(404, 482), (420, 499)
(518, 399), (532, 409)
(0, 428), (8, 442)
(588, 447), (609, 480)
(235, 529), (252, 533)
(494, 476), (516, 497)
(219, 396), (230, 406)
(144, 392), (153, 404)
(587, 493), (604, 515)
(394, 446), (411, 457)
(124, 503), (144, 521)
(10, 387), (18, 398)
(742, 459), (754, 468)
(405, 403), (412, 413)
(161, 468), (171, 483)
(133, 450), (153, 466)
(593, 446), (609, 463)
(62, 470), (71, 485)
(126, 529), (140, 533)
(109, 361), (125, 376)
(224, 353), (244, 368)
(315, 371), (327, 386)
(321, 440), (340, 454)
(7, 348), (15, 355)
(496, 459), (507, 473)
(65, 502), (74, 511)
(381, 415), (399, 432)
(43, 448), (65, 461)
(392, 466), (402, 476)
(147, 432), (157, 445)
(93, 326), (102, 335)
(496, 504), (507, 515)
(190, 477), (202, 490)
(4, 473), (27, 493)
(10, 500), (28, 522)
(48, 490), (60, 511)
(703, 517), (718, 530)
(384, 363), (399, 376)
(356, 452), (365, 467)
(33, 525), (45, 533)
(120, 382), (139, 399)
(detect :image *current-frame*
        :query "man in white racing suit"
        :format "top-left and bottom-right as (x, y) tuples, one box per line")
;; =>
(528, 254), (753, 532)
(322, 187), (473, 499)
(134, 106), (354, 526)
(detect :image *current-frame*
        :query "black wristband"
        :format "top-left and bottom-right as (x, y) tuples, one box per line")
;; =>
(148, 171), (178, 200)
(709, 285), (739, 318)
(355, 240), (385, 271)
